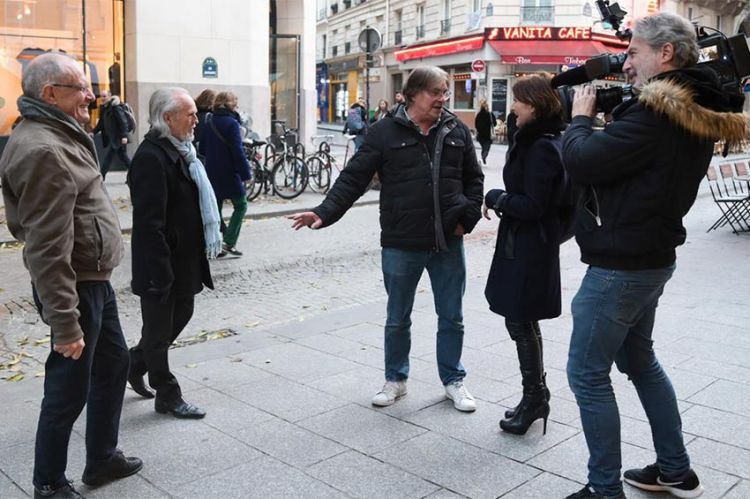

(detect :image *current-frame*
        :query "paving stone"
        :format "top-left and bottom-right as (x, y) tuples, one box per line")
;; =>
(335, 343), (387, 370)
(373, 432), (539, 498)
(423, 488), (467, 498)
(666, 367), (719, 399)
(238, 342), (360, 382)
(295, 332), (365, 354)
(687, 438), (750, 479)
(172, 356), (275, 391)
(677, 358), (750, 386)
(498, 471), (582, 498)
(0, 378), (42, 450)
(0, 471), (27, 499)
(226, 375), (348, 422)
(173, 387), (274, 433)
(299, 403), (427, 454)
(307, 450), (441, 498)
(668, 337), (750, 368)
(528, 433), (653, 484)
(405, 400), (579, 462)
(687, 379), (750, 416)
(118, 418), (262, 489)
(724, 479), (750, 498)
(234, 417), (347, 468)
(622, 463), (739, 499)
(459, 373), (518, 404)
(170, 456), (348, 499)
(79, 474), (170, 499)
(682, 404), (750, 449)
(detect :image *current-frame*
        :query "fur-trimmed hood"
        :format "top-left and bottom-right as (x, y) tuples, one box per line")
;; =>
(638, 67), (748, 143)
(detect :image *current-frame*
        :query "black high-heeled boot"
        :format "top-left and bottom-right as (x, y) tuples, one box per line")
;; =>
(505, 321), (550, 419)
(500, 320), (550, 434)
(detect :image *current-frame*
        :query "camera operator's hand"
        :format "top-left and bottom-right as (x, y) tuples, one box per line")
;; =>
(572, 85), (597, 119)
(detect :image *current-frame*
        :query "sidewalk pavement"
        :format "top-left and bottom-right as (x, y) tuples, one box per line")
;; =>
(1, 146), (749, 498)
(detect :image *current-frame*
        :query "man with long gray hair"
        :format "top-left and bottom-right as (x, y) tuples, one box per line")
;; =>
(127, 87), (220, 419)
(289, 65), (484, 412)
(562, 12), (746, 499)
(0, 52), (142, 498)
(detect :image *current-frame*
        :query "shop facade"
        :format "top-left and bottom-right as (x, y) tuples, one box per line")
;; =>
(387, 27), (627, 130)
(0, 0), (317, 143)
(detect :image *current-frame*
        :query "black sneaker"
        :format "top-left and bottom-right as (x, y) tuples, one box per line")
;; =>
(222, 244), (243, 256)
(624, 464), (703, 498)
(565, 485), (626, 499)
(33, 481), (83, 499)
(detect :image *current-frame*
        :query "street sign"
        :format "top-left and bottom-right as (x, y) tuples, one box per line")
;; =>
(471, 59), (486, 73)
(358, 28), (382, 53)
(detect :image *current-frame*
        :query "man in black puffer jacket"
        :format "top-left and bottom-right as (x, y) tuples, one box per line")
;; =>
(561, 12), (747, 499)
(290, 65), (484, 413)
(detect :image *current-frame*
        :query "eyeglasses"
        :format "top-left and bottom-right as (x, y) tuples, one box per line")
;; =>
(426, 88), (451, 99)
(51, 83), (92, 94)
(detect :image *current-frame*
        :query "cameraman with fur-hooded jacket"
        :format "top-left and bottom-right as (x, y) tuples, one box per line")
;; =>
(561, 12), (747, 499)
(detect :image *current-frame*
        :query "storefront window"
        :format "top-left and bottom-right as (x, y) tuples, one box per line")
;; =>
(453, 75), (476, 110)
(0, 0), (124, 135)
(270, 34), (300, 130)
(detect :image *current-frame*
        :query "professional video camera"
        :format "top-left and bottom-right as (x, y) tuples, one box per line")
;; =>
(553, 0), (750, 120)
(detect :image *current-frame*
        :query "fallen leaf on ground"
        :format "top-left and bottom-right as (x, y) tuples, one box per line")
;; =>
(34, 337), (51, 345)
(185, 364), (198, 368)
(35, 372), (45, 378)
(244, 321), (261, 328)
(7, 373), (24, 382)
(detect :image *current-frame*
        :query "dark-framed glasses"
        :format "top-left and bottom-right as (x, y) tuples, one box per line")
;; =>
(51, 83), (92, 94)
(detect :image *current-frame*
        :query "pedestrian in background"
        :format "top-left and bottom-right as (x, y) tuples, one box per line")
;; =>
(93, 89), (134, 179)
(390, 91), (405, 115)
(343, 100), (368, 151)
(128, 87), (220, 420)
(193, 88), (215, 153)
(562, 12), (746, 499)
(200, 91), (252, 257)
(289, 66), (484, 413)
(474, 98), (496, 165)
(371, 99), (391, 123)
(483, 74), (565, 437)
(0, 52), (141, 498)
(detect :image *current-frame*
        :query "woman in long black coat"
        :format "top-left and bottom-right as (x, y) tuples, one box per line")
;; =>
(474, 99), (496, 164)
(483, 74), (566, 436)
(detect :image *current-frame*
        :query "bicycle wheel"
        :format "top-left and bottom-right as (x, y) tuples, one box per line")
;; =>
(246, 160), (264, 202)
(305, 155), (331, 194)
(272, 154), (308, 199)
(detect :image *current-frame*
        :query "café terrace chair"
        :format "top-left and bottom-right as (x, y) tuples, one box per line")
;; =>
(705, 163), (750, 234)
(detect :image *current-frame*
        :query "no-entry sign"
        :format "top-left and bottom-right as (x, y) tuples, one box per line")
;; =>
(471, 59), (486, 72)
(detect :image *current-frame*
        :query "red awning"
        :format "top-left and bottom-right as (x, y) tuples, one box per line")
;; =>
(488, 40), (618, 65)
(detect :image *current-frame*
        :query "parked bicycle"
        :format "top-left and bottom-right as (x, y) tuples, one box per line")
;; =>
(304, 133), (357, 194)
(269, 121), (308, 199)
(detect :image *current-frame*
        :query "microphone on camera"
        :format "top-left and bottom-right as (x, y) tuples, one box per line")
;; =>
(551, 65), (592, 88)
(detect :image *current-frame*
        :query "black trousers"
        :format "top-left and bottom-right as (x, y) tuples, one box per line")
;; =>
(32, 281), (129, 489)
(129, 294), (195, 402)
(479, 140), (492, 163)
(100, 144), (131, 179)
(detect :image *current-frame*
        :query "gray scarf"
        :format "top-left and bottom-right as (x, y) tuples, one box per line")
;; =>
(166, 136), (223, 259)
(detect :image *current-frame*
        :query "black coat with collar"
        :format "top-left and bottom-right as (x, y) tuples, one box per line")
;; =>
(313, 106), (484, 251)
(484, 119), (566, 321)
(129, 130), (213, 299)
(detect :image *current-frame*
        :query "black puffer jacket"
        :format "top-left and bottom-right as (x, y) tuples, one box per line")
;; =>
(313, 106), (484, 251)
(563, 66), (747, 270)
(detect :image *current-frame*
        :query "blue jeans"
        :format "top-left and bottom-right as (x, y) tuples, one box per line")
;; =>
(567, 264), (689, 497)
(381, 237), (467, 385)
(32, 281), (129, 489)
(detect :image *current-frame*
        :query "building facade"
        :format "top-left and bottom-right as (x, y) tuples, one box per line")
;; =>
(316, 0), (750, 127)
(0, 0), (317, 143)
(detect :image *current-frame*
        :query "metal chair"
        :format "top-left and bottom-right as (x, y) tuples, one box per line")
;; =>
(706, 163), (750, 234)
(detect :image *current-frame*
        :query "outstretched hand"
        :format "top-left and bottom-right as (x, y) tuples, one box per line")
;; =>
(287, 211), (323, 230)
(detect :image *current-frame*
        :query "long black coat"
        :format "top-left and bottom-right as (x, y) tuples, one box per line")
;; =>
(129, 130), (213, 299)
(484, 120), (565, 322)
(474, 108), (496, 143)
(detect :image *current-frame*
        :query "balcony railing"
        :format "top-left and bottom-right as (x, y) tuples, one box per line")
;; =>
(520, 6), (554, 24)
(440, 19), (451, 35)
(416, 25), (425, 39)
(394, 29), (402, 45)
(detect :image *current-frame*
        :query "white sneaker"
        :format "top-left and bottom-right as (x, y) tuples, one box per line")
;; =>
(372, 381), (407, 407)
(445, 380), (476, 412)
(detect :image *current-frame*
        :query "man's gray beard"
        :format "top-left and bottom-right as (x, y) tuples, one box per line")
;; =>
(182, 132), (195, 142)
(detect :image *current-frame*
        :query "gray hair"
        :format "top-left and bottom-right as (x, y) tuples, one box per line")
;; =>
(632, 12), (699, 68)
(22, 52), (77, 99)
(402, 66), (449, 104)
(148, 87), (191, 137)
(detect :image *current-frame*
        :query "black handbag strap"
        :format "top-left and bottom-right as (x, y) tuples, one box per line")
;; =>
(207, 113), (229, 146)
